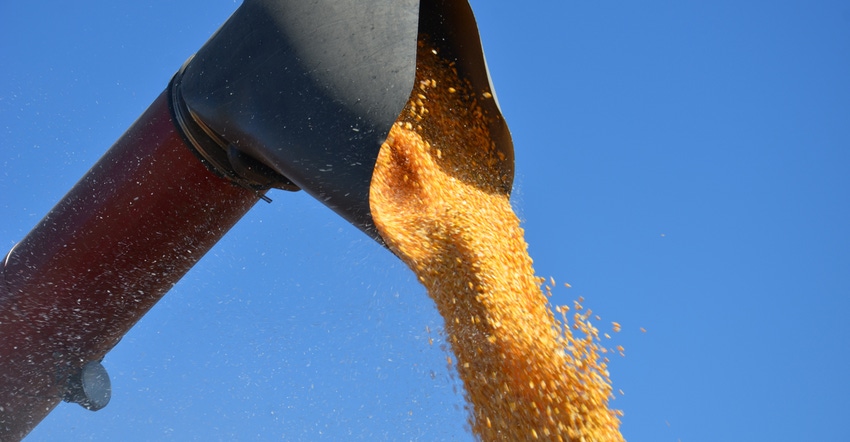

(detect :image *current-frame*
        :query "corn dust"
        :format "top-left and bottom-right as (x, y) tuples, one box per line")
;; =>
(369, 40), (623, 441)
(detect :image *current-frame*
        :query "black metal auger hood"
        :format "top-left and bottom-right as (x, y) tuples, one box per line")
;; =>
(173, 0), (513, 240)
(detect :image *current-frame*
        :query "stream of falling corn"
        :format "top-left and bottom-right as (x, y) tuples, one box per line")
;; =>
(369, 40), (624, 441)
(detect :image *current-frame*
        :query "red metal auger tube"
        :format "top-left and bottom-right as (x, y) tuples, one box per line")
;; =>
(0, 90), (261, 440)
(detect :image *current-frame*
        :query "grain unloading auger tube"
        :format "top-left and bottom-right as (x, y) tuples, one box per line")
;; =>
(0, 0), (512, 439)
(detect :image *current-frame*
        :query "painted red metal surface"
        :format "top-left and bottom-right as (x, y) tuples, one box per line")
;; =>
(0, 90), (261, 439)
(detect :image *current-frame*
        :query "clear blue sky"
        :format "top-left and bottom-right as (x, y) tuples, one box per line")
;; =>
(2, 1), (849, 440)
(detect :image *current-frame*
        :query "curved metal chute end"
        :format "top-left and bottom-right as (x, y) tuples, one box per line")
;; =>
(175, 0), (513, 241)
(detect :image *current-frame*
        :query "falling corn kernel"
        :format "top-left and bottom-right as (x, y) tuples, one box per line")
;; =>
(612, 322), (622, 333)
(369, 37), (623, 441)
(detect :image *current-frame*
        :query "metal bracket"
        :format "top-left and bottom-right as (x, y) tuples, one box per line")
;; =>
(63, 361), (111, 411)
(169, 62), (300, 203)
